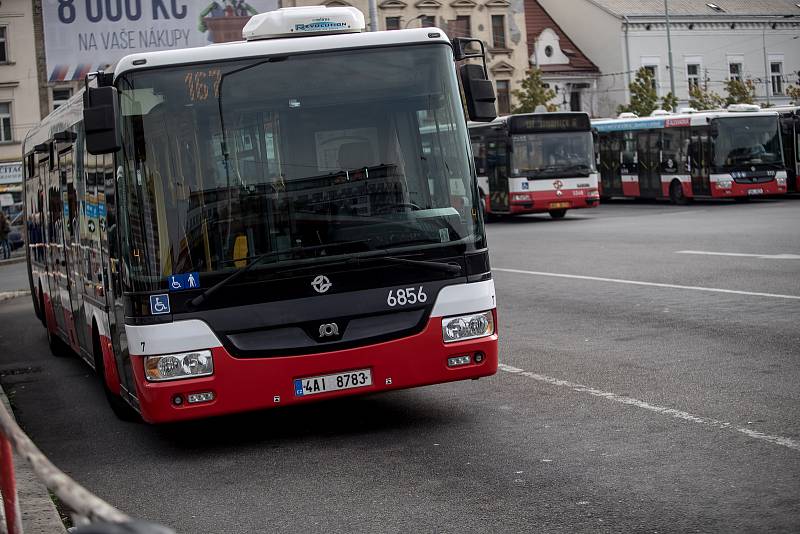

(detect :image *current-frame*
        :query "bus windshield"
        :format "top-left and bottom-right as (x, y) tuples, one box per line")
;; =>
(511, 131), (595, 178)
(713, 116), (783, 168)
(116, 44), (482, 288)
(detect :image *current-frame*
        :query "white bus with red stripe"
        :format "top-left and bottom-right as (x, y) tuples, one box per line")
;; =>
(22, 7), (499, 423)
(469, 112), (600, 219)
(593, 106), (788, 203)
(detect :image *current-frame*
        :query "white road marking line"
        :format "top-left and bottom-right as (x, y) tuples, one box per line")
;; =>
(677, 250), (800, 260)
(493, 268), (800, 300)
(498, 363), (800, 452)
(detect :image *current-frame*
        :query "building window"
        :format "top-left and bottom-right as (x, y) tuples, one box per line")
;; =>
(643, 65), (658, 91)
(729, 62), (742, 82)
(496, 80), (510, 115)
(451, 15), (471, 38)
(0, 103), (12, 143)
(52, 88), (72, 110)
(687, 64), (700, 90)
(385, 16), (400, 30)
(0, 27), (7, 63)
(421, 15), (436, 28)
(491, 15), (506, 49)
(770, 62), (783, 95)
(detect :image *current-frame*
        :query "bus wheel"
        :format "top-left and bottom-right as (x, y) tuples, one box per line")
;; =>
(45, 309), (69, 358)
(549, 209), (567, 219)
(93, 329), (140, 423)
(670, 180), (688, 205)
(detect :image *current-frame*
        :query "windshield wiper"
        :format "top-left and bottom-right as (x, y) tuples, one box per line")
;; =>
(188, 240), (370, 309)
(351, 254), (462, 275)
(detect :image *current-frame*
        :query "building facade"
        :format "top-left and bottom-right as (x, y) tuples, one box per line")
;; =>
(0, 0), (42, 213)
(284, 0), (531, 114)
(538, 0), (800, 117)
(524, 0), (600, 114)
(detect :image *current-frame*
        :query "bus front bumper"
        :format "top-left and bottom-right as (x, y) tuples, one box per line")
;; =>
(508, 190), (600, 214)
(130, 316), (498, 423)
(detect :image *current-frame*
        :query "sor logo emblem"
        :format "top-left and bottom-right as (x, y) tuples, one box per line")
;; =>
(553, 179), (564, 190)
(318, 323), (340, 337)
(311, 275), (332, 294)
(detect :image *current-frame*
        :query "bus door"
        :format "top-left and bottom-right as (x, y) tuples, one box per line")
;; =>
(599, 132), (623, 196)
(487, 139), (509, 212)
(780, 114), (798, 193)
(637, 130), (661, 198)
(58, 146), (83, 350)
(689, 127), (711, 196)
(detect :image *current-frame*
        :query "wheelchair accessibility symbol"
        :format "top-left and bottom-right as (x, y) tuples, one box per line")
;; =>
(149, 294), (171, 315)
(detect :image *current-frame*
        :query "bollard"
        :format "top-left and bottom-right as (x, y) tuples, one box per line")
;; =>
(0, 433), (22, 534)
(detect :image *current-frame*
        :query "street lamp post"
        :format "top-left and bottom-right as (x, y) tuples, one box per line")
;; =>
(405, 14), (426, 28)
(664, 0), (676, 109)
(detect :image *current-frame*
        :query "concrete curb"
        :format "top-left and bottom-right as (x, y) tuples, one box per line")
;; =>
(0, 255), (26, 267)
(0, 291), (30, 302)
(0, 386), (67, 533)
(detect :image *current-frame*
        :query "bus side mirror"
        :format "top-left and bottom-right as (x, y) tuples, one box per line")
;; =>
(83, 86), (121, 155)
(460, 64), (496, 123)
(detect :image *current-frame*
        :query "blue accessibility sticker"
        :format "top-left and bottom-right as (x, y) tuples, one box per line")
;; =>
(167, 272), (200, 292)
(149, 294), (171, 315)
(294, 379), (304, 397)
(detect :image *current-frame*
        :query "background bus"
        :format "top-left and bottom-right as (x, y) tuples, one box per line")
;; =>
(22, 7), (499, 423)
(469, 112), (599, 219)
(775, 106), (799, 193)
(593, 107), (788, 203)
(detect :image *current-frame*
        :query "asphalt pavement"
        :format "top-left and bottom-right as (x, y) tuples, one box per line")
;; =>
(0, 260), (29, 294)
(0, 198), (798, 533)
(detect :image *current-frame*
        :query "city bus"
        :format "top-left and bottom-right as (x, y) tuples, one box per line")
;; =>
(774, 106), (799, 193)
(22, 6), (499, 423)
(469, 112), (599, 219)
(593, 106), (788, 203)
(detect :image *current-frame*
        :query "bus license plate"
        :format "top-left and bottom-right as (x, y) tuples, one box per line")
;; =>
(294, 369), (372, 397)
(549, 202), (570, 209)
(747, 188), (763, 195)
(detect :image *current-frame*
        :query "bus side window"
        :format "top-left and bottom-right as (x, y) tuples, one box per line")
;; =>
(621, 132), (637, 173)
(471, 139), (487, 175)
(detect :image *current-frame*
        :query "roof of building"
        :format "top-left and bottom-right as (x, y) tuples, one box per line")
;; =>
(587, 0), (800, 18)
(525, 0), (600, 74)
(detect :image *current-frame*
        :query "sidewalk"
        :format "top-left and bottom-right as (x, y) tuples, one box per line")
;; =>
(0, 384), (67, 533)
(0, 248), (25, 267)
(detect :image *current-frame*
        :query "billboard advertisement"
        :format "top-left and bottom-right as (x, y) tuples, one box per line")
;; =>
(42, 0), (279, 82)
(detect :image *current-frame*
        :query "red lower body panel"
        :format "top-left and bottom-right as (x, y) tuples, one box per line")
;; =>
(130, 316), (499, 423)
(621, 181), (640, 197)
(506, 190), (600, 215)
(710, 180), (786, 198)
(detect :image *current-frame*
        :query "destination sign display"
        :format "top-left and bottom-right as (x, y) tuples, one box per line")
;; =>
(508, 114), (591, 134)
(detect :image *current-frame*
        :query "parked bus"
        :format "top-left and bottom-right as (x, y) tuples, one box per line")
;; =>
(774, 106), (799, 193)
(22, 7), (500, 423)
(593, 106), (788, 203)
(469, 112), (599, 219)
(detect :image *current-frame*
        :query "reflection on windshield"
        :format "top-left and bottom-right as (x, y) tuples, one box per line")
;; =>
(714, 117), (783, 168)
(511, 131), (595, 178)
(117, 45), (482, 289)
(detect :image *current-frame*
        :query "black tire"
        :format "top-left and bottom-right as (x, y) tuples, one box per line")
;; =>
(93, 329), (141, 422)
(46, 322), (70, 358)
(669, 180), (689, 205)
(38, 287), (46, 327)
(548, 209), (567, 219)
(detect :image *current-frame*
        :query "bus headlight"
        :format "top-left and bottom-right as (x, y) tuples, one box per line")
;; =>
(776, 176), (786, 186)
(144, 350), (214, 382)
(442, 311), (495, 343)
(717, 179), (733, 189)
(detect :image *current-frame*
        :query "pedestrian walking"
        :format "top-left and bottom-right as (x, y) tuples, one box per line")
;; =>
(0, 210), (10, 260)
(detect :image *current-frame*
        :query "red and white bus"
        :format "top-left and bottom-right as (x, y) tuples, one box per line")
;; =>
(22, 7), (499, 423)
(775, 106), (799, 194)
(469, 112), (600, 219)
(593, 106), (788, 203)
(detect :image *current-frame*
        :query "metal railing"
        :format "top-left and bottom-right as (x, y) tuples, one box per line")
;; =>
(0, 394), (172, 533)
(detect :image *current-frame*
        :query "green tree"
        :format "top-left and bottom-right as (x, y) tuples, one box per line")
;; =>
(617, 67), (659, 117)
(724, 78), (756, 105)
(688, 84), (725, 110)
(661, 92), (679, 112)
(786, 84), (800, 104)
(511, 68), (558, 113)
